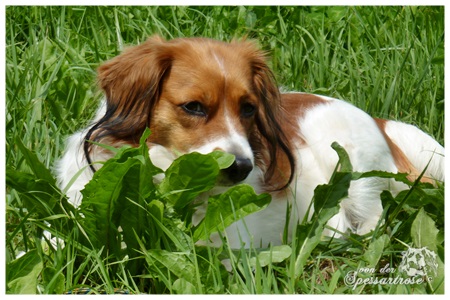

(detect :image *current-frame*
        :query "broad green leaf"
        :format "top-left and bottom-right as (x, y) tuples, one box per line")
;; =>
(80, 156), (141, 249)
(411, 208), (438, 251)
(144, 249), (197, 285)
(313, 172), (352, 225)
(411, 208), (444, 294)
(158, 152), (221, 210)
(209, 151), (235, 169)
(193, 184), (271, 242)
(172, 278), (197, 294)
(295, 143), (352, 277)
(352, 169), (412, 186)
(7, 267), (43, 294)
(80, 128), (161, 253)
(6, 250), (43, 294)
(331, 142), (353, 172)
(364, 234), (389, 268)
(42, 267), (65, 294)
(119, 158), (161, 265)
(250, 245), (292, 267)
(141, 199), (165, 242)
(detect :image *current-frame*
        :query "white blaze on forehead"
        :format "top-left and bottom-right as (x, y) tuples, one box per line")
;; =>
(193, 51), (252, 162)
(213, 52), (227, 77)
(192, 111), (254, 163)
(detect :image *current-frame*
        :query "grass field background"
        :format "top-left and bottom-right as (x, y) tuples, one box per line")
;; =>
(5, 6), (444, 294)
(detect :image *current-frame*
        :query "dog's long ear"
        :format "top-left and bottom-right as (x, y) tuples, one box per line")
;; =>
(84, 35), (172, 171)
(244, 42), (295, 190)
(92, 35), (172, 144)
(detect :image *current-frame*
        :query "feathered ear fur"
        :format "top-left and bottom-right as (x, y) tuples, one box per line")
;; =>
(241, 41), (296, 190)
(84, 35), (172, 167)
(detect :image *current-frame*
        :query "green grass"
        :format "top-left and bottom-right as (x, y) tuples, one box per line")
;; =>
(5, 6), (444, 294)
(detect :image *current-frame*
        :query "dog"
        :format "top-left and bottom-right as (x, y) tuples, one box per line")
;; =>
(56, 36), (444, 248)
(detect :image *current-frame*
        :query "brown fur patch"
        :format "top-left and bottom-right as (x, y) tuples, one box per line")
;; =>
(374, 118), (434, 184)
(281, 93), (329, 120)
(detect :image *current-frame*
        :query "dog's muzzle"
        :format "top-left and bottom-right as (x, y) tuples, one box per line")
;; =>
(223, 157), (253, 183)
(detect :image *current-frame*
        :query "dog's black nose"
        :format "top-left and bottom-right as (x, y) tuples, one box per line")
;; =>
(224, 157), (253, 183)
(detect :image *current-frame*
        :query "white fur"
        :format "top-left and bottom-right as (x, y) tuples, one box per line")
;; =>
(56, 94), (444, 248)
(221, 95), (403, 247)
(55, 102), (106, 207)
(192, 115), (254, 164)
(293, 96), (399, 234)
(55, 131), (91, 207)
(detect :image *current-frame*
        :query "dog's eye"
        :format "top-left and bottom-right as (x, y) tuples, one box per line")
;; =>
(241, 103), (256, 118)
(182, 101), (206, 117)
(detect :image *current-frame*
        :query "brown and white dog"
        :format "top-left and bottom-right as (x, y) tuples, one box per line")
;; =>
(56, 36), (444, 248)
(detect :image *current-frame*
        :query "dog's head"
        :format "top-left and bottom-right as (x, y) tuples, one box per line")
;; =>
(86, 36), (295, 190)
